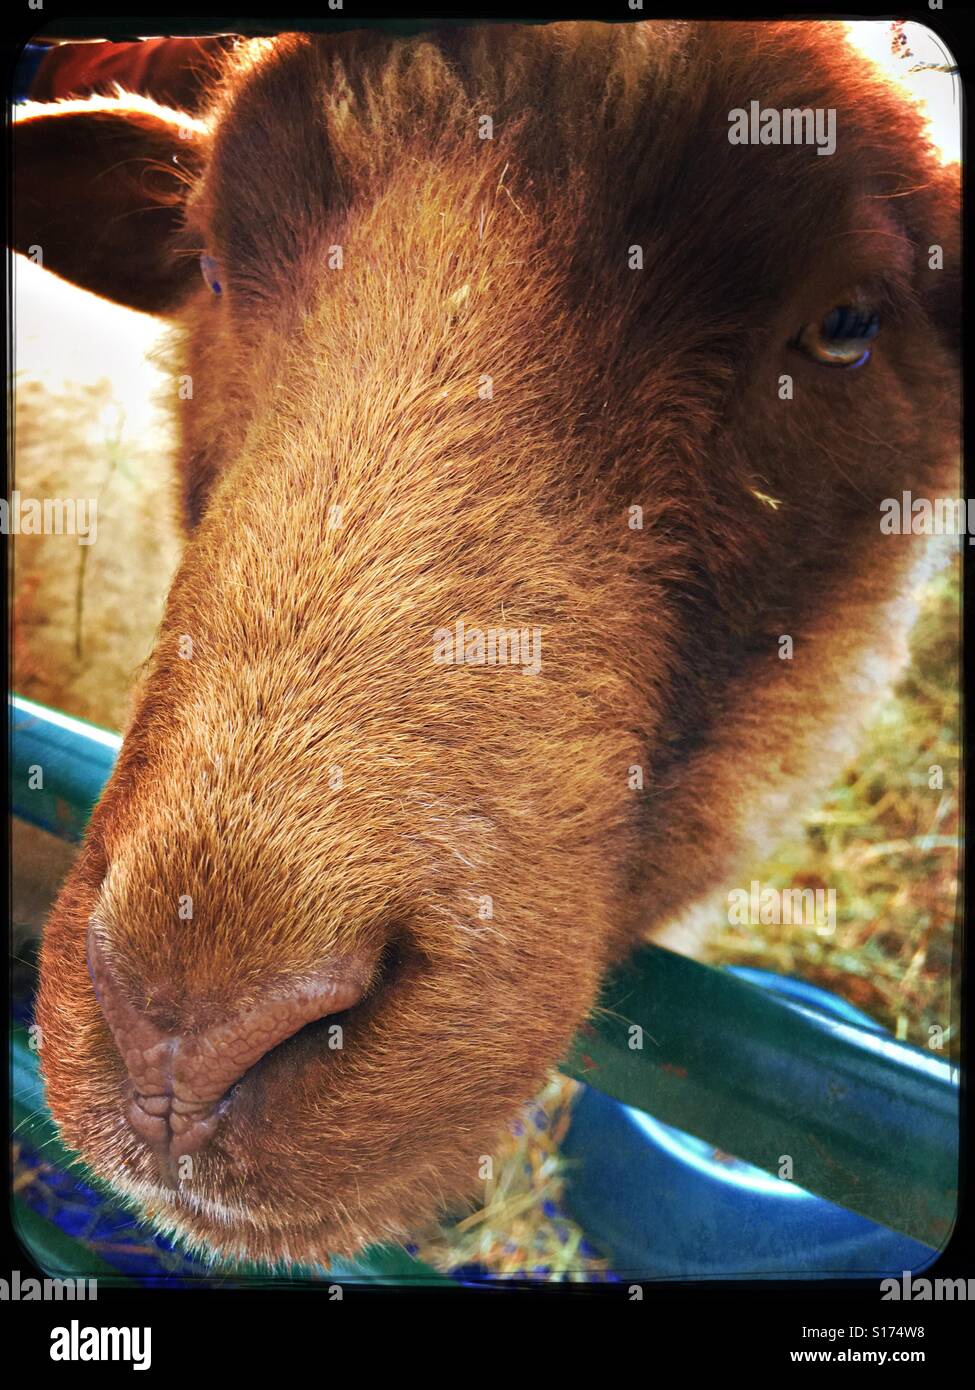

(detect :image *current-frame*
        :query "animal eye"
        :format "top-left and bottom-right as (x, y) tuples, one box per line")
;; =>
(199, 254), (224, 296)
(794, 297), (881, 368)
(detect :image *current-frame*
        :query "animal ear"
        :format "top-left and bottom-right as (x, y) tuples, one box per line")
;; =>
(12, 96), (209, 315)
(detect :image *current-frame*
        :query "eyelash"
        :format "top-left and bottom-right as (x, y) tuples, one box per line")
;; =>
(793, 292), (883, 369)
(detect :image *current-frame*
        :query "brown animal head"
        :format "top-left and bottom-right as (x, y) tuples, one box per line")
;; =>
(18, 21), (958, 1265)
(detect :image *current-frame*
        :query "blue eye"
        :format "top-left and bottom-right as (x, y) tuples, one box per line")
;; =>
(200, 254), (224, 296)
(795, 297), (881, 368)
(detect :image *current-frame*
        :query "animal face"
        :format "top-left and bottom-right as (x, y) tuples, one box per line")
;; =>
(18, 21), (958, 1265)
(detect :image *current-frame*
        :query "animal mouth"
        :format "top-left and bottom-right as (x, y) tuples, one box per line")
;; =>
(124, 1084), (234, 1185)
(86, 925), (379, 1184)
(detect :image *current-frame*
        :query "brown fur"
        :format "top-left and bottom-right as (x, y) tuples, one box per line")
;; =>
(22, 22), (958, 1265)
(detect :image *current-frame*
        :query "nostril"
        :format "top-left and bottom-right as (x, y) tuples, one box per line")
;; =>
(86, 924), (373, 1173)
(172, 969), (371, 1105)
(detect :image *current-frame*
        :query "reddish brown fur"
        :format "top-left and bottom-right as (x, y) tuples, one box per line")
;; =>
(22, 22), (958, 1265)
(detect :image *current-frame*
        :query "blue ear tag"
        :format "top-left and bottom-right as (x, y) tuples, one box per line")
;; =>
(200, 255), (223, 295)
